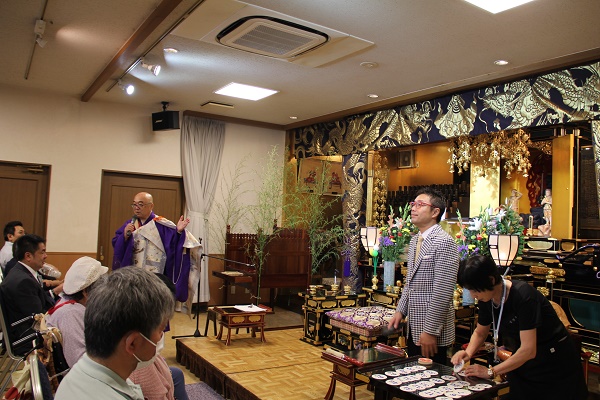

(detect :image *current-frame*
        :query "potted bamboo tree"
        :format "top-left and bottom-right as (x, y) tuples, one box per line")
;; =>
(245, 146), (284, 304)
(284, 158), (344, 284)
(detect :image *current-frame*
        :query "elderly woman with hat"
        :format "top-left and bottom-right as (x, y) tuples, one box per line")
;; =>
(46, 256), (108, 367)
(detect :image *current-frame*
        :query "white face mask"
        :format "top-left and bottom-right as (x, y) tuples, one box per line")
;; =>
(133, 331), (164, 371)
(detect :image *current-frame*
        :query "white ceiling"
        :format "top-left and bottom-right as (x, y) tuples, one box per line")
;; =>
(2, 0), (600, 128)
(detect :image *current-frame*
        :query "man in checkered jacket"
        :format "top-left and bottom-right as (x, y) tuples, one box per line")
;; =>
(388, 187), (459, 365)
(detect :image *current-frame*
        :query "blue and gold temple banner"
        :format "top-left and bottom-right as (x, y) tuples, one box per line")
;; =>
(293, 61), (600, 291)
(293, 61), (600, 158)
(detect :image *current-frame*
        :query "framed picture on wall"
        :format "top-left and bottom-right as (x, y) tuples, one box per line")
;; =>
(397, 149), (415, 169)
(323, 161), (343, 196)
(298, 158), (324, 192)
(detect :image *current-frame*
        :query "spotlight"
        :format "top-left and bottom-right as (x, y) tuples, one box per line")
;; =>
(35, 35), (47, 48)
(118, 80), (135, 95)
(34, 20), (47, 48)
(140, 60), (161, 76)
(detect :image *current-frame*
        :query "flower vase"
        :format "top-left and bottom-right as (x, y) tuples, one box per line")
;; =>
(383, 260), (395, 289)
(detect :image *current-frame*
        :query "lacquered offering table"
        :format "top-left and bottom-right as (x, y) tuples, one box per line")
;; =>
(298, 290), (366, 345)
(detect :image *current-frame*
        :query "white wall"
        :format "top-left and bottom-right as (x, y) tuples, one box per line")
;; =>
(208, 123), (286, 253)
(0, 85), (285, 253)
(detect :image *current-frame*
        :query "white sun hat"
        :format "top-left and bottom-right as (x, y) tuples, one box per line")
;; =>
(63, 256), (109, 295)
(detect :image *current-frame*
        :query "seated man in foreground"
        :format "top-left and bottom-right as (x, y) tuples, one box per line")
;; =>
(55, 267), (175, 400)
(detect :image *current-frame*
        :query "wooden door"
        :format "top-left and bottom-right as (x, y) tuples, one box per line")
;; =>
(98, 171), (184, 269)
(0, 161), (50, 246)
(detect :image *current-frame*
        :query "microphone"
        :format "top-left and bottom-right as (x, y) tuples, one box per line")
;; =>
(126, 216), (138, 238)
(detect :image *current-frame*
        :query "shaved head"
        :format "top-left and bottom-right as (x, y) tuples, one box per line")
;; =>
(132, 192), (154, 220)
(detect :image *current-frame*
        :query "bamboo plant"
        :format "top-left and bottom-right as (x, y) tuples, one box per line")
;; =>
(245, 146), (284, 304)
(284, 158), (344, 276)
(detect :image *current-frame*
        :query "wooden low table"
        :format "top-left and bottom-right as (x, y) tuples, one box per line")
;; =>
(213, 305), (270, 346)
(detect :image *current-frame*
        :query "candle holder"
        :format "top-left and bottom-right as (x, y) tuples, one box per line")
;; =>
(371, 275), (378, 290)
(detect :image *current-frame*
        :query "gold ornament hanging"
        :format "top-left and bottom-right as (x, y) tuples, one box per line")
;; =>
(447, 129), (532, 180)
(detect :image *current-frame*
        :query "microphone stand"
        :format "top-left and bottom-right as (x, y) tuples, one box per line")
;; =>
(172, 253), (254, 339)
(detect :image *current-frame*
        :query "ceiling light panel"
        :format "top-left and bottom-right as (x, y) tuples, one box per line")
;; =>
(215, 82), (278, 101)
(464, 0), (534, 14)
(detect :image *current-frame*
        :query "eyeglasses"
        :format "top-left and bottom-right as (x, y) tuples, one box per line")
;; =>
(131, 202), (150, 209)
(410, 200), (435, 209)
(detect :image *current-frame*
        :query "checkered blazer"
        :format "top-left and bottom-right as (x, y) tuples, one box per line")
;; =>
(396, 224), (459, 347)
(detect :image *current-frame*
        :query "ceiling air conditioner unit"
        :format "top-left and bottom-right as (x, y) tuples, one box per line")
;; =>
(216, 16), (328, 58)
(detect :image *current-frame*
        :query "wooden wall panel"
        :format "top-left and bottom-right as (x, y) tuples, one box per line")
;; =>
(46, 252), (98, 277)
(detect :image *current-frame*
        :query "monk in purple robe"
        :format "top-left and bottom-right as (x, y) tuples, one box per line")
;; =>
(112, 192), (200, 302)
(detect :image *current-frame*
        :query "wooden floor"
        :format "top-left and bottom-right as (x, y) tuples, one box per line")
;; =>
(176, 327), (374, 400)
(163, 306), (305, 385)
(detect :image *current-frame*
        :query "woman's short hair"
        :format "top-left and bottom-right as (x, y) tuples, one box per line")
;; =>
(84, 267), (175, 359)
(457, 254), (502, 292)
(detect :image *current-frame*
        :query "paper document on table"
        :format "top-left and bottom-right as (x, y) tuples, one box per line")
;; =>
(234, 305), (264, 312)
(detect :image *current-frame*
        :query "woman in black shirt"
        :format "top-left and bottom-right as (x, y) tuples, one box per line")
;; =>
(451, 255), (587, 399)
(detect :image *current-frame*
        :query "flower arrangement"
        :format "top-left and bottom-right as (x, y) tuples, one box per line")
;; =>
(455, 205), (525, 261)
(377, 203), (418, 262)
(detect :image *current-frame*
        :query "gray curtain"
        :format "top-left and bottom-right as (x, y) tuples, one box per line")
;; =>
(181, 116), (225, 302)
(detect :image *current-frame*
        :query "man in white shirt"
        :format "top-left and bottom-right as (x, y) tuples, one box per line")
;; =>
(0, 221), (25, 274)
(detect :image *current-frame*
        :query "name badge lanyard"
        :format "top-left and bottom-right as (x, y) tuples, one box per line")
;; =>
(491, 279), (506, 363)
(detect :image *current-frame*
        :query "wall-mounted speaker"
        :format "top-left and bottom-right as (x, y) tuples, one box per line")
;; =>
(152, 110), (180, 131)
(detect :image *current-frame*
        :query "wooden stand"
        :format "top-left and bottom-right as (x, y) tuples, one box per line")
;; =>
(213, 305), (270, 346)
(321, 345), (406, 400)
(321, 352), (368, 400)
